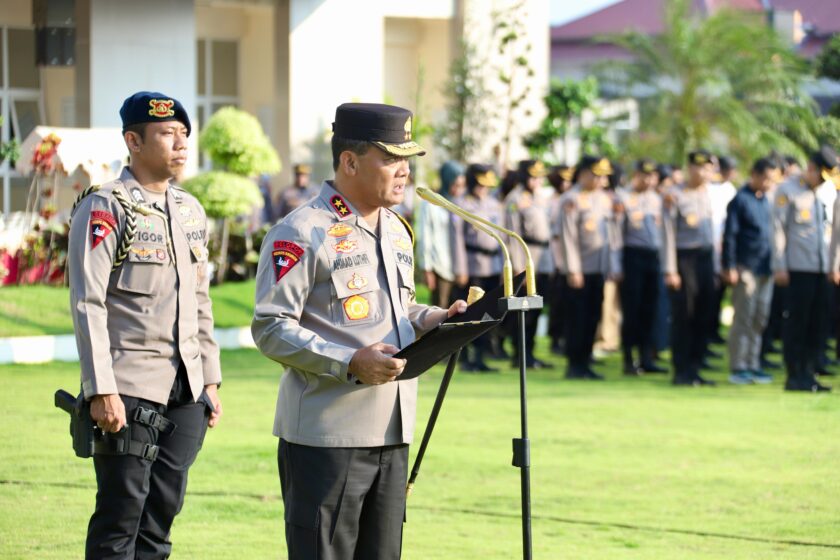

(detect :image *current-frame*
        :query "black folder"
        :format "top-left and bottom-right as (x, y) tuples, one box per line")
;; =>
(395, 272), (525, 380)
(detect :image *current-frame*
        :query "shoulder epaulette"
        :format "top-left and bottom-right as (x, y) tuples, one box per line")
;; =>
(389, 209), (415, 247)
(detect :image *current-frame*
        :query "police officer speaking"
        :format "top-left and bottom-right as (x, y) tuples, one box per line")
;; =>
(67, 91), (223, 558)
(252, 102), (467, 559)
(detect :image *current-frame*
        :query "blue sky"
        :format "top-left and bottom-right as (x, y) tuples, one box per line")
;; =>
(549, 0), (622, 26)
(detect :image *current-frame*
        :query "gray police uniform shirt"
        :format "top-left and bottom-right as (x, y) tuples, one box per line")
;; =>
(504, 185), (555, 274)
(252, 182), (447, 448)
(451, 193), (504, 278)
(275, 184), (318, 220)
(549, 194), (566, 274)
(558, 186), (622, 276)
(661, 184), (715, 275)
(618, 188), (663, 251)
(774, 178), (829, 273)
(68, 167), (221, 405)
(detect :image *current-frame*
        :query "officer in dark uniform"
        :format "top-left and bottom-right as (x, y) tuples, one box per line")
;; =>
(559, 155), (622, 379)
(619, 159), (667, 374)
(451, 164), (504, 371)
(68, 92), (223, 558)
(662, 150), (717, 386)
(776, 146), (839, 392)
(275, 163), (317, 220)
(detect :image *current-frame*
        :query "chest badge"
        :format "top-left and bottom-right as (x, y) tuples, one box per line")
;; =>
(685, 213), (699, 227)
(393, 236), (412, 251)
(327, 223), (353, 238)
(343, 295), (370, 320)
(347, 273), (368, 291)
(130, 246), (155, 261)
(333, 239), (358, 254)
(584, 218), (597, 232)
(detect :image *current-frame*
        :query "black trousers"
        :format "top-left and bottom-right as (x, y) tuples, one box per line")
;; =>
(548, 273), (566, 343)
(783, 271), (829, 381)
(620, 247), (661, 364)
(86, 368), (210, 560)
(669, 249), (715, 379)
(278, 440), (408, 560)
(762, 285), (787, 355)
(513, 272), (551, 363)
(565, 273), (605, 370)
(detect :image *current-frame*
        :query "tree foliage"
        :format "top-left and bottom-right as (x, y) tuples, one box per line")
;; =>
(816, 34), (840, 81)
(435, 40), (488, 162)
(180, 171), (263, 220)
(597, 0), (823, 164)
(523, 77), (616, 161)
(199, 107), (281, 176)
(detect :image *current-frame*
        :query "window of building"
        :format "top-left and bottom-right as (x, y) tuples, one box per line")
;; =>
(2, 27), (46, 216)
(196, 38), (239, 170)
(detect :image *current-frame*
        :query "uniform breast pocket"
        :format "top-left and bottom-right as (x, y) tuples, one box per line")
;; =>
(397, 265), (416, 312)
(116, 246), (169, 295)
(330, 266), (381, 326)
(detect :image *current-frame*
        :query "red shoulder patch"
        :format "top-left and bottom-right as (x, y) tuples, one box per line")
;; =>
(330, 195), (352, 219)
(89, 210), (117, 249)
(272, 241), (305, 282)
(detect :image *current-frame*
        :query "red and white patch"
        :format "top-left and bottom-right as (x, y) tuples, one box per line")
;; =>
(272, 240), (305, 282)
(89, 210), (117, 249)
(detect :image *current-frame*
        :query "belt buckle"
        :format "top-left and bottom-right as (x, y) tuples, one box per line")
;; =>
(134, 407), (158, 428)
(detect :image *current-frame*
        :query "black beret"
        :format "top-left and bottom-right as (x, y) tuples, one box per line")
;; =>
(120, 91), (191, 136)
(718, 155), (736, 172)
(810, 145), (839, 173)
(465, 163), (499, 189)
(635, 158), (657, 174)
(551, 164), (575, 182)
(577, 155), (613, 177)
(517, 159), (548, 178)
(332, 103), (425, 157)
(688, 150), (713, 165)
(656, 163), (673, 180)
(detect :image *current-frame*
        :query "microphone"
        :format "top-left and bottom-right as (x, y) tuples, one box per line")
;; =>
(416, 186), (538, 297)
(416, 186), (514, 297)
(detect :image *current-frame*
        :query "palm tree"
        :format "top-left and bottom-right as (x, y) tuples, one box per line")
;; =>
(596, 0), (824, 165)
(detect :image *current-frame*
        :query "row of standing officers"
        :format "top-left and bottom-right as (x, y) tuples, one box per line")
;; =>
(415, 146), (840, 392)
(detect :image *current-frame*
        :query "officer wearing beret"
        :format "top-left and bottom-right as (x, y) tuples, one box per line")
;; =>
(451, 163), (504, 371)
(68, 91), (222, 558)
(662, 150), (717, 386)
(619, 158), (667, 374)
(777, 145), (839, 392)
(252, 102), (467, 559)
(559, 155), (622, 379)
(276, 163), (317, 220)
(504, 159), (554, 368)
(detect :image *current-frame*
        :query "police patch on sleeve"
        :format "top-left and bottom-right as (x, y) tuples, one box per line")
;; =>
(89, 210), (117, 249)
(272, 241), (305, 282)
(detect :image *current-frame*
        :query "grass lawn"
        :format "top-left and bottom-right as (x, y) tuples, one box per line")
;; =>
(2, 343), (839, 558)
(0, 281), (432, 337)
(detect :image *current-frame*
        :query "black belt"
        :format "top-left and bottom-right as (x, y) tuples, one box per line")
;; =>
(522, 237), (549, 248)
(465, 244), (500, 256)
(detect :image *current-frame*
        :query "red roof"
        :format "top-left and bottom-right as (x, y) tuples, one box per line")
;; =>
(768, 0), (840, 34)
(551, 0), (764, 42)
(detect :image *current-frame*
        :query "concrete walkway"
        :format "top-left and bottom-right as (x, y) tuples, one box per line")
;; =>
(0, 327), (256, 365)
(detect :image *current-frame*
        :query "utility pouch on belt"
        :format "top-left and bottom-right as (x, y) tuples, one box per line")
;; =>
(92, 406), (177, 462)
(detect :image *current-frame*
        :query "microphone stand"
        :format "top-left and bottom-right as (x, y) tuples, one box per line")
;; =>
(415, 188), (540, 560)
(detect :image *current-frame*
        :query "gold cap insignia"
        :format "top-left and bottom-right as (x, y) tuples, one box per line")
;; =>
(592, 158), (613, 177)
(404, 117), (412, 141)
(527, 161), (546, 177)
(148, 99), (175, 118)
(475, 170), (499, 187)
